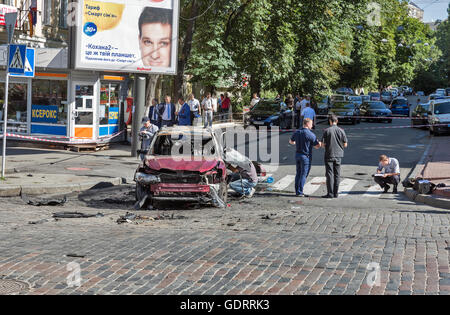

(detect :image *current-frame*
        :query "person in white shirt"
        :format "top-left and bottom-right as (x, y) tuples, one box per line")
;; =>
(188, 94), (201, 126)
(202, 92), (214, 128)
(250, 93), (260, 109)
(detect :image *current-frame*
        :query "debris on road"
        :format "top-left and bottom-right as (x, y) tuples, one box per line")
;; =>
(66, 254), (86, 258)
(53, 212), (104, 219)
(116, 212), (187, 224)
(21, 194), (67, 207)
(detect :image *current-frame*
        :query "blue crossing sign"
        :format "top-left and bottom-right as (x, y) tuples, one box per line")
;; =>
(8, 44), (26, 74)
(10, 48), (35, 78)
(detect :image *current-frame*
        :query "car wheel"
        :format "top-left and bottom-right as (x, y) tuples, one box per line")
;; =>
(218, 181), (228, 204)
(135, 182), (148, 202)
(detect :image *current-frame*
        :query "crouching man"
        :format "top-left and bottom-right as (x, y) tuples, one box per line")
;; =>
(227, 162), (258, 198)
(374, 155), (401, 194)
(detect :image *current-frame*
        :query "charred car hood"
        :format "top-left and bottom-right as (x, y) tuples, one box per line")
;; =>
(146, 156), (221, 173)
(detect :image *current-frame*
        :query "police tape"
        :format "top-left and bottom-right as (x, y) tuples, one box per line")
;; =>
(315, 115), (412, 120)
(2, 130), (125, 144)
(275, 123), (450, 132)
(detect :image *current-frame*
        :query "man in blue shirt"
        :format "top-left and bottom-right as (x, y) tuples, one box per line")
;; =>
(301, 103), (316, 129)
(289, 118), (322, 197)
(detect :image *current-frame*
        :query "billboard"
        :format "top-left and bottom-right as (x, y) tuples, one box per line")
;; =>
(74, 0), (179, 75)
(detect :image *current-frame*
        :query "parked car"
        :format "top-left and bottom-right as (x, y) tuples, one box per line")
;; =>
(381, 91), (393, 104)
(389, 97), (410, 116)
(328, 102), (361, 125)
(246, 99), (294, 129)
(134, 127), (228, 207)
(411, 103), (430, 128)
(389, 88), (399, 98)
(360, 101), (393, 123)
(445, 88), (450, 96)
(317, 96), (331, 116)
(347, 96), (363, 108)
(336, 87), (354, 95)
(435, 89), (446, 96)
(369, 92), (381, 101)
(428, 94), (448, 101)
(428, 99), (450, 136)
(330, 94), (348, 103)
(361, 95), (371, 103)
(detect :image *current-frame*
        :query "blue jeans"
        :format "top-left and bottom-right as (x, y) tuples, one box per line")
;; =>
(295, 153), (311, 195)
(230, 179), (257, 196)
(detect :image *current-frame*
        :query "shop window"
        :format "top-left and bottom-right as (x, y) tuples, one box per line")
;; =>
(32, 80), (68, 125)
(100, 83), (120, 126)
(0, 82), (28, 134)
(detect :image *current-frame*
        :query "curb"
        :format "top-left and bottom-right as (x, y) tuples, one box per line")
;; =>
(0, 177), (124, 197)
(404, 188), (450, 210)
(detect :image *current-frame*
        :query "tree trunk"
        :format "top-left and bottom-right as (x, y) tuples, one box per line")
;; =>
(144, 74), (160, 117)
(174, 1), (199, 101)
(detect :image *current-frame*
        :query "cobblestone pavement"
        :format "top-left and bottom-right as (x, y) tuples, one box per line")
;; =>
(0, 186), (449, 295)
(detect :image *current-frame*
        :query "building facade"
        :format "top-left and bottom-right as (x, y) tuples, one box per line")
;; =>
(0, 0), (130, 144)
(408, 2), (424, 22)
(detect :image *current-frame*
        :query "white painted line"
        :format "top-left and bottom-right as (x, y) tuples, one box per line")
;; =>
(338, 179), (359, 196)
(303, 177), (326, 195)
(272, 175), (295, 191)
(364, 185), (383, 198)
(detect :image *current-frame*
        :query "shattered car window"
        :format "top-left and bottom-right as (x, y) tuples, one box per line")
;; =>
(152, 133), (217, 157)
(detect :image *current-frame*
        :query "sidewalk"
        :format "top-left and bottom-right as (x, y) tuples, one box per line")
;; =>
(404, 136), (450, 209)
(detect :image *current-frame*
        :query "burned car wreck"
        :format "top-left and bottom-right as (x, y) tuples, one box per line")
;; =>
(134, 127), (266, 209)
(134, 127), (229, 208)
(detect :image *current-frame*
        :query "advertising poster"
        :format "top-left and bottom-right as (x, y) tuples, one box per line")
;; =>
(75, 0), (179, 75)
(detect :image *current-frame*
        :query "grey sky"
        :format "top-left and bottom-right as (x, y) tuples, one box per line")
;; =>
(412, 0), (450, 22)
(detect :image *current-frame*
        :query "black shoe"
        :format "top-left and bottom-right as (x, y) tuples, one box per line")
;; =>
(383, 185), (390, 193)
(322, 194), (333, 199)
(393, 187), (398, 194)
(334, 194), (339, 198)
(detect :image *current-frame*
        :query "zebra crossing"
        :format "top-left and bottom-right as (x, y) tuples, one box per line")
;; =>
(258, 172), (388, 198)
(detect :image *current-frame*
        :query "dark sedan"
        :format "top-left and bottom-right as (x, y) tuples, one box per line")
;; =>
(411, 103), (430, 129)
(246, 100), (294, 129)
(328, 102), (361, 125)
(360, 101), (393, 123)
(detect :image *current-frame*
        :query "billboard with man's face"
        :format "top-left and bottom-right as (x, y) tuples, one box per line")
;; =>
(74, 0), (179, 74)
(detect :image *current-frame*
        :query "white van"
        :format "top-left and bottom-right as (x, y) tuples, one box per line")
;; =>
(428, 99), (450, 136)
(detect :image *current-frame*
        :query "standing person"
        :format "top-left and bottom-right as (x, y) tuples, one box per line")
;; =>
(148, 98), (161, 128)
(188, 93), (201, 126)
(177, 97), (191, 126)
(202, 92), (214, 128)
(160, 95), (176, 127)
(374, 155), (401, 194)
(321, 114), (348, 199)
(289, 118), (322, 197)
(250, 93), (260, 109)
(301, 103), (316, 129)
(294, 97), (303, 129)
(139, 117), (159, 161)
(222, 93), (231, 122)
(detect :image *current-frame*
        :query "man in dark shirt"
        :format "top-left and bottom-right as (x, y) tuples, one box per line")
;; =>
(321, 114), (348, 198)
(289, 118), (321, 197)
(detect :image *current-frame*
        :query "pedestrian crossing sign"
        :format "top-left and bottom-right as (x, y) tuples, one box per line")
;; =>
(8, 45), (26, 74)
(10, 48), (35, 78)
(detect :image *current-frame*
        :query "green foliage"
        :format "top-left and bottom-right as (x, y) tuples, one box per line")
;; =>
(176, 0), (448, 112)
